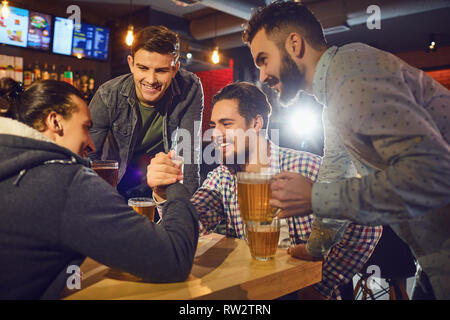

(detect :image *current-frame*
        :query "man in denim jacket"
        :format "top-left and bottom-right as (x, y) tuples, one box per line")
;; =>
(89, 26), (204, 198)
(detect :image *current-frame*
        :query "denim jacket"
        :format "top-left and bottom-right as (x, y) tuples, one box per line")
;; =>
(88, 68), (204, 195)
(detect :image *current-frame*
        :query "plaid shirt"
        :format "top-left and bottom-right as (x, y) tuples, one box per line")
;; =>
(191, 141), (382, 299)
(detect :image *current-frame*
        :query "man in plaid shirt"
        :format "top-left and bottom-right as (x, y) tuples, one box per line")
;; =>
(148, 82), (382, 299)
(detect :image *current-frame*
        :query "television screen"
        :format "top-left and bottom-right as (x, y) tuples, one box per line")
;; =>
(27, 11), (52, 50)
(52, 16), (73, 56)
(0, 6), (29, 48)
(72, 23), (109, 61)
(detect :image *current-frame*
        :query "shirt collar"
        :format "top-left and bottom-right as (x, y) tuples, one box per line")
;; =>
(312, 46), (338, 106)
(226, 139), (281, 174)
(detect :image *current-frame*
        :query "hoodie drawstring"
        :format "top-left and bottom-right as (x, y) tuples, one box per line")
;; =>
(13, 169), (27, 186)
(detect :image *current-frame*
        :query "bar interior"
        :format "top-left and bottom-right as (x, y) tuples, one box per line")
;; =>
(0, 0), (449, 304)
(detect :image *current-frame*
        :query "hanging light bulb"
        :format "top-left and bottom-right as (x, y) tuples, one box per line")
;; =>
(1, 1), (10, 19)
(211, 46), (220, 64)
(125, 25), (134, 46)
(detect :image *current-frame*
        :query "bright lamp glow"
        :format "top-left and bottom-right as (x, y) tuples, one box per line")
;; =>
(1, 1), (10, 19)
(125, 25), (134, 46)
(211, 47), (220, 64)
(290, 108), (320, 137)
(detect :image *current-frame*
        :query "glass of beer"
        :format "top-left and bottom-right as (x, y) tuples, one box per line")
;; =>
(92, 160), (119, 188)
(245, 217), (280, 261)
(128, 197), (156, 221)
(237, 171), (278, 222)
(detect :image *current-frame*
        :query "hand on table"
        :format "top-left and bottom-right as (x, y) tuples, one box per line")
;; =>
(147, 150), (183, 200)
(270, 171), (314, 218)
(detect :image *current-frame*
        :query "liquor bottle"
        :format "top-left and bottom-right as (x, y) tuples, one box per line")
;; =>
(50, 64), (58, 80)
(88, 70), (95, 91)
(33, 62), (41, 81)
(80, 82), (90, 101)
(23, 64), (33, 87)
(63, 65), (74, 86)
(59, 65), (65, 82)
(81, 70), (88, 86)
(74, 71), (81, 90)
(42, 63), (50, 80)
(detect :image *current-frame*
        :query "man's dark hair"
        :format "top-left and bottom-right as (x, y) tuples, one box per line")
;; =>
(0, 77), (22, 117)
(242, 0), (327, 50)
(212, 82), (272, 130)
(11, 80), (85, 131)
(131, 25), (180, 64)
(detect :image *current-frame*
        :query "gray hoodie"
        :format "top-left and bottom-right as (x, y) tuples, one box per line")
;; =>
(0, 117), (199, 299)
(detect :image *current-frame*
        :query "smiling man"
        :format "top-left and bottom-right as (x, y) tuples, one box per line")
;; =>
(243, 1), (450, 299)
(147, 82), (382, 299)
(89, 26), (204, 199)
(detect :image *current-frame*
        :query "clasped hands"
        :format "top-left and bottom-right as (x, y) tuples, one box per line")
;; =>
(147, 152), (314, 219)
(147, 151), (183, 200)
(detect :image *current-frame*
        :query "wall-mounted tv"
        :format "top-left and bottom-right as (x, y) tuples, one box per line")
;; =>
(52, 17), (109, 61)
(0, 6), (30, 48)
(52, 16), (73, 56)
(27, 11), (52, 50)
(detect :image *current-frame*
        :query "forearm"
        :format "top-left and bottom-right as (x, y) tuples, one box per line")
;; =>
(312, 153), (450, 225)
(62, 171), (198, 283)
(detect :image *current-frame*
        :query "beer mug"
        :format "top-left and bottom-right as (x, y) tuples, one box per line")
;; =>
(237, 171), (278, 222)
(245, 217), (280, 261)
(92, 160), (119, 187)
(128, 197), (156, 222)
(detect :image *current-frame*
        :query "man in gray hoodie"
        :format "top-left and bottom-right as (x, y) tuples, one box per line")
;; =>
(0, 80), (198, 299)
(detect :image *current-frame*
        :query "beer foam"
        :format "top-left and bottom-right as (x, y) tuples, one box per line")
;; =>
(237, 172), (275, 184)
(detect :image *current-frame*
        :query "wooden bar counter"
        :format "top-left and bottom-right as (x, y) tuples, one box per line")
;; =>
(64, 233), (322, 300)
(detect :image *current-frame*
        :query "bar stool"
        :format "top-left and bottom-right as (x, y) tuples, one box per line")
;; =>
(353, 226), (416, 300)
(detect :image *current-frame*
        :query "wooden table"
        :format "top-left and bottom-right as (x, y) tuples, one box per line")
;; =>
(64, 233), (322, 300)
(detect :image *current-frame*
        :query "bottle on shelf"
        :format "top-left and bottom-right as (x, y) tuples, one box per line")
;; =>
(88, 70), (95, 92)
(74, 71), (81, 90)
(33, 62), (41, 82)
(80, 82), (90, 102)
(63, 65), (74, 86)
(42, 63), (50, 80)
(59, 65), (65, 82)
(23, 64), (33, 87)
(81, 70), (88, 86)
(50, 64), (58, 80)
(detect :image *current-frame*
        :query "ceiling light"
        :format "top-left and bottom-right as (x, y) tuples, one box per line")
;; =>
(125, 25), (134, 46)
(428, 34), (437, 51)
(211, 47), (220, 64)
(1, 1), (10, 19)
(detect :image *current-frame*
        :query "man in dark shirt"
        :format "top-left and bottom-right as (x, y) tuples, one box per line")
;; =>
(89, 26), (204, 199)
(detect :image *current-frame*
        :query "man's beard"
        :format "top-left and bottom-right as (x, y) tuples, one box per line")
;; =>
(278, 51), (307, 105)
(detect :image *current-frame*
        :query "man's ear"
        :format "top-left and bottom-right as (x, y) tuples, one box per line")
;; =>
(172, 61), (180, 78)
(254, 115), (264, 133)
(285, 32), (304, 59)
(127, 55), (134, 73)
(44, 111), (64, 136)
